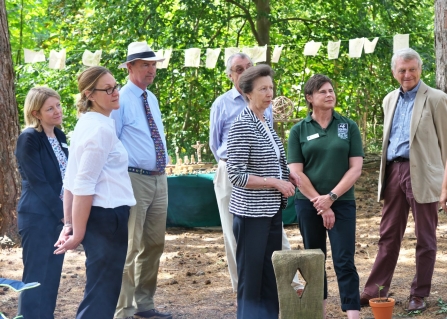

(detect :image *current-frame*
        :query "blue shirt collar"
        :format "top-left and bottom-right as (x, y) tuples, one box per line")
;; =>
(230, 86), (243, 101)
(127, 80), (147, 97)
(399, 80), (421, 97)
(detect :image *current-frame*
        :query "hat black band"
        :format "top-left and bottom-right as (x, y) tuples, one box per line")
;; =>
(126, 51), (156, 62)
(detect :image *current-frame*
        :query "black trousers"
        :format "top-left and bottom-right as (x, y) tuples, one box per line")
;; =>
(295, 199), (360, 311)
(76, 205), (129, 319)
(233, 210), (282, 319)
(18, 213), (64, 319)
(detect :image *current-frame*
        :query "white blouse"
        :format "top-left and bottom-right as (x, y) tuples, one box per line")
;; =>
(63, 112), (136, 208)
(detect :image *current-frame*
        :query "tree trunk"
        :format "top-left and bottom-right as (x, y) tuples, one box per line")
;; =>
(254, 0), (271, 64)
(0, 0), (21, 244)
(435, 0), (447, 93)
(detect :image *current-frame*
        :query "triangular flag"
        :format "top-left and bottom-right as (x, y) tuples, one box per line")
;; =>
(161, 49), (172, 69)
(224, 47), (240, 64)
(303, 41), (322, 56)
(82, 50), (102, 66)
(242, 45), (267, 63)
(184, 48), (201, 67)
(393, 34), (409, 52)
(206, 48), (221, 68)
(24, 49), (45, 63)
(155, 50), (164, 68)
(48, 49), (66, 70)
(364, 37), (379, 54)
(349, 38), (365, 58)
(272, 45), (283, 63)
(327, 41), (341, 60)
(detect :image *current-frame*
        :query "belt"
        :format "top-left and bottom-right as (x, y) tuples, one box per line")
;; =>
(128, 167), (165, 175)
(387, 157), (409, 165)
(220, 158), (228, 162)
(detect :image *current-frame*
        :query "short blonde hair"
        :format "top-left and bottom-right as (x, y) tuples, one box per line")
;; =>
(24, 87), (61, 132)
(76, 66), (111, 116)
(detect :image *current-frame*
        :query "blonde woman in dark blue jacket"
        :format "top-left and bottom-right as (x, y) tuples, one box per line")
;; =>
(15, 87), (68, 319)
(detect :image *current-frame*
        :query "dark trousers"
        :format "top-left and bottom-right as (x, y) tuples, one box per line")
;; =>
(363, 162), (438, 298)
(18, 213), (64, 319)
(76, 205), (129, 319)
(295, 199), (360, 311)
(233, 211), (282, 319)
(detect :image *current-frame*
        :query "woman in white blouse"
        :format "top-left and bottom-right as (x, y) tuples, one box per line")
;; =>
(54, 66), (136, 319)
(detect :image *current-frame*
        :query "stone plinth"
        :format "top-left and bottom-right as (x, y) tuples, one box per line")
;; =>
(272, 249), (324, 319)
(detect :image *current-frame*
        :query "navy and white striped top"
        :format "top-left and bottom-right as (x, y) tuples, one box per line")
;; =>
(227, 107), (289, 217)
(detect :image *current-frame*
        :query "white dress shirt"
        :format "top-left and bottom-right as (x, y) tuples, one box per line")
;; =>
(64, 112), (136, 208)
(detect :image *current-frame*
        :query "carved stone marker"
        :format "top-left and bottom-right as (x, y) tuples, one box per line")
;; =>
(191, 141), (205, 163)
(272, 249), (324, 319)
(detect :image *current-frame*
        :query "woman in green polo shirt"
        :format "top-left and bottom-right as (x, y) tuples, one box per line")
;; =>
(288, 74), (364, 319)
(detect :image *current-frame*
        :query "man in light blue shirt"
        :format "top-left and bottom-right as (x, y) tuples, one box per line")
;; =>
(209, 53), (300, 294)
(112, 41), (172, 319)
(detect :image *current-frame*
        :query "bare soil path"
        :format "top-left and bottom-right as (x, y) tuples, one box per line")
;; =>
(1, 165), (447, 318)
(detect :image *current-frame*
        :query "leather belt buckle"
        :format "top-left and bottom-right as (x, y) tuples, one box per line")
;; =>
(128, 167), (165, 176)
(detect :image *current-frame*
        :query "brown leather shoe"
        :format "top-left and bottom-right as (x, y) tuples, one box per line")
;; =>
(360, 292), (373, 307)
(405, 295), (427, 312)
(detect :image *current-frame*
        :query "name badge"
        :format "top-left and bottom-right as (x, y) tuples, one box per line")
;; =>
(307, 133), (319, 141)
(61, 143), (68, 148)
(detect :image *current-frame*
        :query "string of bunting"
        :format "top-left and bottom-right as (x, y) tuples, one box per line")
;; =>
(23, 33), (417, 70)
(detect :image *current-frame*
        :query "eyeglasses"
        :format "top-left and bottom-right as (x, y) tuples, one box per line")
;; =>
(93, 84), (121, 95)
(231, 64), (253, 74)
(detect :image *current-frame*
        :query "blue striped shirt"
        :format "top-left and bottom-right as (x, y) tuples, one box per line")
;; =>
(386, 81), (421, 161)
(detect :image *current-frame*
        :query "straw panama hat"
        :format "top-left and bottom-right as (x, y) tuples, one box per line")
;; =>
(118, 41), (165, 68)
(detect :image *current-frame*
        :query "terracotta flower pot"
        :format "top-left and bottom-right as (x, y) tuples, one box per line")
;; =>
(369, 297), (395, 319)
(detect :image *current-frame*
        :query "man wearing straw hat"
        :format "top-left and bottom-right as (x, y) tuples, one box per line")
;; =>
(112, 41), (172, 319)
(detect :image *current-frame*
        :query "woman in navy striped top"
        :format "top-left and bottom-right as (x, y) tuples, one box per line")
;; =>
(226, 64), (300, 319)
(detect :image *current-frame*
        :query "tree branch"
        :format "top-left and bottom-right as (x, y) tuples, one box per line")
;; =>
(273, 17), (333, 25)
(207, 14), (246, 46)
(224, 0), (260, 44)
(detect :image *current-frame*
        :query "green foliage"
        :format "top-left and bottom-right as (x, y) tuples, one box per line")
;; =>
(437, 298), (447, 314)
(6, 0), (435, 161)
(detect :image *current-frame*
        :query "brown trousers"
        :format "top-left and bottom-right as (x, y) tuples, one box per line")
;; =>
(363, 161), (438, 298)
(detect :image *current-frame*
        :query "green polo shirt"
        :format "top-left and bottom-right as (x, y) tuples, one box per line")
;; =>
(288, 111), (364, 200)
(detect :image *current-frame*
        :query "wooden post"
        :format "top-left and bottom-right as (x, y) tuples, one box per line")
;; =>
(272, 249), (324, 319)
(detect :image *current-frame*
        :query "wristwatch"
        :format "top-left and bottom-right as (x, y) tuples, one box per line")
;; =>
(329, 191), (338, 201)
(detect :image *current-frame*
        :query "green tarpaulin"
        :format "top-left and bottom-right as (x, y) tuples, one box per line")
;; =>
(167, 173), (297, 228)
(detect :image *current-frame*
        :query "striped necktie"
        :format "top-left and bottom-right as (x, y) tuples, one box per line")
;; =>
(142, 91), (166, 173)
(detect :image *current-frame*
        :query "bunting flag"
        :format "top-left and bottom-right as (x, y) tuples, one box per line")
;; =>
(184, 48), (201, 67)
(327, 41), (341, 60)
(303, 41), (322, 56)
(349, 38), (365, 58)
(82, 50), (102, 66)
(393, 34), (409, 52)
(271, 45), (283, 63)
(242, 45), (267, 63)
(224, 47), (240, 64)
(364, 37), (379, 54)
(49, 49), (66, 70)
(206, 48), (221, 68)
(156, 49), (164, 68)
(24, 49), (46, 63)
(161, 49), (172, 69)
(19, 31), (424, 71)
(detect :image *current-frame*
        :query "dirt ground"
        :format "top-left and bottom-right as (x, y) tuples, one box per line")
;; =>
(1, 164), (447, 319)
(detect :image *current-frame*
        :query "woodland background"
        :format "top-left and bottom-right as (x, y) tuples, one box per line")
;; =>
(1, 0), (447, 241)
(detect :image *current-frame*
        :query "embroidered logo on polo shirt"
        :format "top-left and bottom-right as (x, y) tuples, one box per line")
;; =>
(338, 123), (348, 139)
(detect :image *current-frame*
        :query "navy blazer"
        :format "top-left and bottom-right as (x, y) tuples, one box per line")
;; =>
(15, 127), (68, 220)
